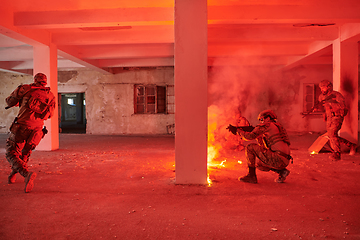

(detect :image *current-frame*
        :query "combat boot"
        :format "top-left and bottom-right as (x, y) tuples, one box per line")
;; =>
(8, 169), (17, 184)
(24, 172), (37, 193)
(239, 167), (258, 184)
(330, 152), (341, 161)
(349, 144), (357, 156)
(275, 169), (290, 183)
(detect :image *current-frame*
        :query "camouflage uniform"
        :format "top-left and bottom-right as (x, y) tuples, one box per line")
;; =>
(236, 110), (292, 184)
(318, 80), (351, 160)
(242, 121), (291, 170)
(5, 73), (55, 192)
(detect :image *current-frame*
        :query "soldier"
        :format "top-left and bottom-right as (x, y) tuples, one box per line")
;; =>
(318, 80), (356, 161)
(234, 112), (251, 151)
(5, 73), (55, 193)
(228, 110), (292, 184)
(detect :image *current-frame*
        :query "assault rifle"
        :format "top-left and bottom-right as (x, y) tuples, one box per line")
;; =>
(302, 93), (336, 118)
(226, 124), (255, 135)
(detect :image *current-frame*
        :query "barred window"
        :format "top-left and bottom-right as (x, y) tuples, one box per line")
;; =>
(134, 85), (167, 114)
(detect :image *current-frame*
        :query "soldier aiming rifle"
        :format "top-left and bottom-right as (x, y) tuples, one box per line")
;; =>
(226, 110), (292, 184)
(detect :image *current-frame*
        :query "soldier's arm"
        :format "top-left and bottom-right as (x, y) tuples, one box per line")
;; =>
(5, 85), (30, 109)
(239, 123), (268, 141)
(5, 86), (22, 109)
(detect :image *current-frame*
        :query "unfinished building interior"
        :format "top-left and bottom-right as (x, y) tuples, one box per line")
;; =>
(0, 1), (360, 239)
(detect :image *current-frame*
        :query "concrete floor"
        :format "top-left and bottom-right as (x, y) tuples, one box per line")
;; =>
(0, 132), (359, 240)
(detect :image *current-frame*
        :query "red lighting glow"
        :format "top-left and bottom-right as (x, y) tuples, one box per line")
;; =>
(207, 105), (246, 186)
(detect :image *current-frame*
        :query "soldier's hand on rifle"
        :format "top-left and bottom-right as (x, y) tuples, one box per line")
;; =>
(226, 124), (238, 135)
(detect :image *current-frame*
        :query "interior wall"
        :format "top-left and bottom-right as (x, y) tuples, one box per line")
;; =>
(1, 65), (358, 135)
(58, 67), (175, 135)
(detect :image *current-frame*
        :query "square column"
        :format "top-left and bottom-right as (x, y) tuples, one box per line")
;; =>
(174, 0), (208, 184)
(34, 43), (59, 150)
(333, 38), (358, 144)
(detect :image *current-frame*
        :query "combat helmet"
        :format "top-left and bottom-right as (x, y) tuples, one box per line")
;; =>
(34, 73), (47, 85)
(258, 109), (277, 121)
(319, 79), (332, 88)
(319, 80), (332, 95)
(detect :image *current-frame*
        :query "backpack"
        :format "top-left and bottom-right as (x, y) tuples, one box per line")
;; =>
(27, 87), (55, 119)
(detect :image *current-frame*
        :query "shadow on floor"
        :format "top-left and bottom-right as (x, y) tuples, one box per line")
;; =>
(60, 122), (86, 134)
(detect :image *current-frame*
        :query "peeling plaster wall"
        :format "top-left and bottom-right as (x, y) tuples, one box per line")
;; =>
(283, 65), (333, 132)
(0, 73), (33, 133)
(58, 67), (175, 135)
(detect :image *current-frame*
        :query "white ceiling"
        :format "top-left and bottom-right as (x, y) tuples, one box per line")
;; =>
(0, 0), (360, 75)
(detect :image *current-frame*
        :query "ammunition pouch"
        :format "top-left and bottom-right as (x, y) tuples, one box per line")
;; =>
(9, 120), (20, 135)
(275, 151), (293, 164)
(27, 128), (45, 148)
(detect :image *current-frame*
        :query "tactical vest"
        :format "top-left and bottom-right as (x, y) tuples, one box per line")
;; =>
(263, 122), (291, 148)
(26, 87), (55, 120)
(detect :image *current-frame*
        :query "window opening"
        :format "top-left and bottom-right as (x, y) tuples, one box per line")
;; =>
(134, 85), (167, 114)
(303, 83), (324, 114)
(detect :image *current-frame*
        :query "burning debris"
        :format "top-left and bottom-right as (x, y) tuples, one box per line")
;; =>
(207, 105), (249, 185)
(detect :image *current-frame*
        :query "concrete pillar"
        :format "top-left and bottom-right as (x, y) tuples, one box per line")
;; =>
(333, 38), (359, 144)
(174, 0), (208, 184)
(34, 43), (59, 150)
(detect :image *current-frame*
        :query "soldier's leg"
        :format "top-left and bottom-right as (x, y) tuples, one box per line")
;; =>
(338, 137), (357, 156)
(21, 128), (43, 163)
(328, 119), (342, 160)
(22, 129), (43, 193)
(21, 144), (35, 164)
(252, 148), (290, 183)
(6, 133), (27, 182)
(6, 131), (37, 192)
(239, 143), (259, 183)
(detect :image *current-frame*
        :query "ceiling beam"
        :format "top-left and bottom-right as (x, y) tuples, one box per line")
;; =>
(208, 4), (360, 24)
(52, 26), (174, 45)
(283, 41), (333, 70)
(340, 23), (360, 42)
(57, 50), (111, 74)
(0, 45), (33, 60)
(14, 8), (174, 29)
(13, 3), (360, 30)
(208, 24), (339, 43)
(59, 43), (174, 59)
(208, 42), (310, 57)
(208, 56), (290, 66)
(99, 57), (174, 68)
(0, 60), (32, 74)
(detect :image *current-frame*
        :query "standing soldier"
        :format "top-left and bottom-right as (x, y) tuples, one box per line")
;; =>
(227, 110), (292, 184)
(5, 73), (55, 193)
(318, 80), (356, 161)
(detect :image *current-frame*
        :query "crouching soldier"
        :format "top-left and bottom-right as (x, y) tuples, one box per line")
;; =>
(228, 110), (292, 184)
(5, 73), (55, 193)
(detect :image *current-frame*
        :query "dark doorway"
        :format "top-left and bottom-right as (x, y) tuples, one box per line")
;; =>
(59, 93), (86, 133)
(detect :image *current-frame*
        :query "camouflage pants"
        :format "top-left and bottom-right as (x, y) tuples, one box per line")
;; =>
(326, 116), (343, 153)
(245, 143), (289, 170)
(5, 124), (43, 177)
